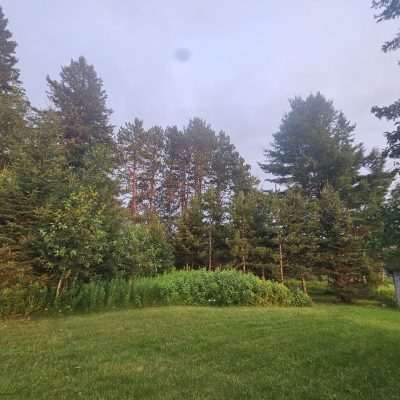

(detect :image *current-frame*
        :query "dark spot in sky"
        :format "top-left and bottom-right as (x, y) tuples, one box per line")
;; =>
(174, 48), (191, 63)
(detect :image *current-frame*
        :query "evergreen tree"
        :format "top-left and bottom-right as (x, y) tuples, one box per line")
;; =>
(228, 191), (255, 271)
(371, 1), (400, 162)
(318, 185), (368, 301)
(0, 114), (70, 284)
(248, 191), (277, 279)
(353, 149), (394, 269)
(272, 189), (319, 289)
(0, 6), (28, 168)
(47, 56), (114, 168)
(163, 125), (191, 217)
(0, 6), (19, 93)
(118, 119), (149, 216)
(185, 118), (216, 197)
(260, 93), (364, 199)
(173, 196), (207, 268)
(380, 185), (400, 307)
(202, 188), (228, 269)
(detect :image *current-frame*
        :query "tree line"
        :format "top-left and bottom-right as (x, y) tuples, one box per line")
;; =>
(1, 2), (400, 304)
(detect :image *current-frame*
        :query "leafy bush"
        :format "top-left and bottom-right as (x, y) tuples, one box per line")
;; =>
(0, 270), (311, 317)
(0, 283), (50, 316)
(112, 223), (174, 277)
(370, 281), (396, 307)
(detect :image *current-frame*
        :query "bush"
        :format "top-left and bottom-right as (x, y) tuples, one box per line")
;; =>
(370, 281), (396, 307)
(0, 283), (50, 316)
(0, 270), (311, 317)
(112, 223), (174, 277)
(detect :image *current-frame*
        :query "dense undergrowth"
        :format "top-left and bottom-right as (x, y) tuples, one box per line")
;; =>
(0, 270), (311, 317)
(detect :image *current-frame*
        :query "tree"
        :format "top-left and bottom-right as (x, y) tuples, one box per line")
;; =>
(260, 93), (364, 199)
(0, 6), (19, 93)
(352, 150), (394, 277)
(0, 107), (130, 287)
(380, 185), (400, 307)
(118, 119), (149, 217)
(0, 114), (70, 284)
(0, 6), (29, 168)
(272, 189), (319, 290)
(112, 221), (174, 277)
(173, 196), (207, 268)
(371, 1), (400, 162)
(47, 56), (114, 168)
(211, 131), (258, 194)
(185, 118), (216, 197)
(247, 191), (277, 279)
(163, 125), (191, 217)
(202, 188), (228, 269)
(318, 185), (368, 302)
(228, 191), (255, 271)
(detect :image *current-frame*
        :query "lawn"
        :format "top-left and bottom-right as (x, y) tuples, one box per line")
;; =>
(1, 305), (400, 399)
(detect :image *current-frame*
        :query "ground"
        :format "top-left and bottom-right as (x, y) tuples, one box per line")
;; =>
(1, 305), (400, 399)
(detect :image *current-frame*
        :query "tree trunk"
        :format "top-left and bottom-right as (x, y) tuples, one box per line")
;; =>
(393, 271), (400, 308)
(208, 227), (212, 271)
(55, 270), (71, 299)
(55, 275), (64, 299)
(279, 241), (284, 283)
(301, 276), (308, 295)
(242, 256), (246, 273)
(129, 168), (137, 216)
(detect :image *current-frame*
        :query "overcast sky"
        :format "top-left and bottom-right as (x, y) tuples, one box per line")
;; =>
(3, 1), (400, 183)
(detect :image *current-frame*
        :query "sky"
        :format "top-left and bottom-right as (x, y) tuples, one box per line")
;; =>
(2, 1), (400, 184)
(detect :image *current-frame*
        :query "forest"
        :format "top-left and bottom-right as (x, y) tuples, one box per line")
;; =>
(1, 0), (400, 314)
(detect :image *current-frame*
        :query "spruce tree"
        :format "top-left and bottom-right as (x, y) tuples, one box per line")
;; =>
(380, 185), (400, 307)
(0, 6), (19, 93)
(202, 188), (228, 269)
(173, 196), (207, 268)
(272, 189), (319, 289)
(249, 191), (278, 279)
(0, 6), (28, 168)
(0, 114), (69, 284)
(228, 191), (255, 272)
(318, 185), (368, 301)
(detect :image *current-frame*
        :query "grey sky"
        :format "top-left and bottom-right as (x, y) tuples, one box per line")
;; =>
(3, 1), (399, 184)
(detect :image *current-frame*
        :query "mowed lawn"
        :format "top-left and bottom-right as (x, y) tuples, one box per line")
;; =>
(1, 305), (400, 400)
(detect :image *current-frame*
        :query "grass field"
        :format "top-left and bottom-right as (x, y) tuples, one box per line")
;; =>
(1, 305), (400, 399)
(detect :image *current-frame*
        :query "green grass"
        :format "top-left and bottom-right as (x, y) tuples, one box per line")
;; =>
(1, 305), (400, 399)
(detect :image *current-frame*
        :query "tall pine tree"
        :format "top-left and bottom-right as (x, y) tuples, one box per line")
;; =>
(47, 56), (114, 168)
(260, 93), (364, 199)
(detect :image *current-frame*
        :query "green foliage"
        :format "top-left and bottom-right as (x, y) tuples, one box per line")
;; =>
(0, 282), (49, 316)
(261, 93), (364, 199)
(0, 271), (311, 316)
(0, 6), (20, 92)
(112, 221), (174, 277)
(372, 0), (400, 51)
(47, 56), (114, 169)
(174, 196), (207, 267)
(371, 1), (400, 160)
(319, 185), (369, 301)
(37, 188), (112, 281)
(272, 188), (320, 282)
(371, 280), (396, 307)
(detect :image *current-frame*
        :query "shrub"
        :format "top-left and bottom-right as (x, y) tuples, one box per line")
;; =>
(0, 270), (311, 317)
(129, 270), (311, 307)
(112, 223), (174, 277)
(0, 283), (49, 316)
